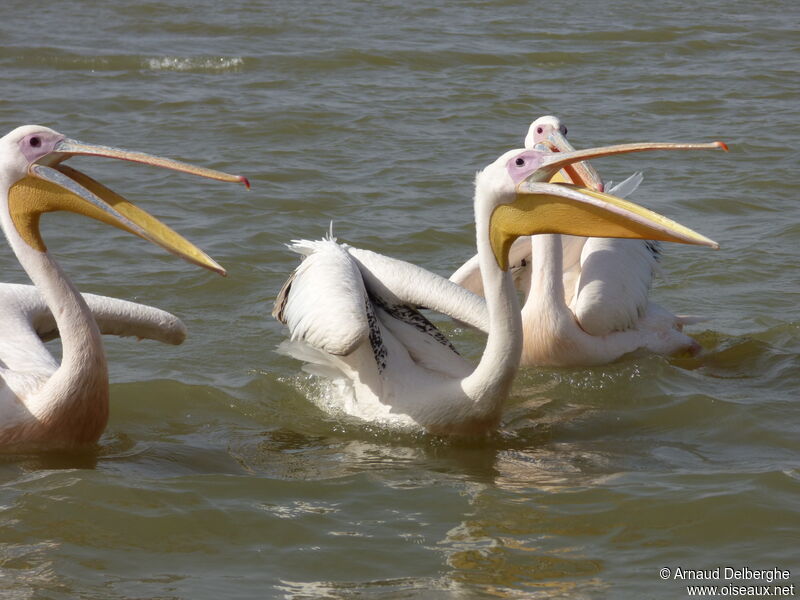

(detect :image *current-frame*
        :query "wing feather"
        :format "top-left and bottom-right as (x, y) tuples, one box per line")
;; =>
(568, 172), (655, 336)
(0, 283), (186, 345)
(273, 239), (370, 356)
(348, 247), (490, 333)
(0, 283), (187, 373)
(571, 238), (657, 335)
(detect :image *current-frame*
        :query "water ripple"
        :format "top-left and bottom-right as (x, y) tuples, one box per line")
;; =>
(0, 0), (797, 598)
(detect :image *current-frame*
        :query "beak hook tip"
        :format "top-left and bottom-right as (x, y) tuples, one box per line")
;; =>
(239, 176), (251, 190)
(715, 141), (729, 152)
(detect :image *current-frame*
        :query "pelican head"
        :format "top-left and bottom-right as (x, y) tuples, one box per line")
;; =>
(524, 115), (605, 191)
(0, 125), (249, 276)
(524, 115), (568, 149)
(479, 141), (725, 270)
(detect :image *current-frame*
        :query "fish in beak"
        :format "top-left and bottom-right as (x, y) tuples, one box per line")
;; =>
(7, 135), (249, 276)
(489, 141), (727, 269)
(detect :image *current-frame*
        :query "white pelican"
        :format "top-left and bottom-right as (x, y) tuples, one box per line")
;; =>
(0, 125), (247, 450)
(451, 115), (727, 366)
(273, 141), (721, 435)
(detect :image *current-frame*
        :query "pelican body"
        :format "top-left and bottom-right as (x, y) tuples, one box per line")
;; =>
(274, 140), (720, 435)
(0, 125), (247, 450)
(451, 116), (726, 366)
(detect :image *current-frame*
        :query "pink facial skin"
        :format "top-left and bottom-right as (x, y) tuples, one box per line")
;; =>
(18, 131), (64, 165)
(505, 150), (546, 186)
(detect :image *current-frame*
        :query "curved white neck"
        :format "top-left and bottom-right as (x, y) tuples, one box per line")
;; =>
(0, 191), (108, 430)
(460, 195), (523, 416)
(528, 234), (566, 306)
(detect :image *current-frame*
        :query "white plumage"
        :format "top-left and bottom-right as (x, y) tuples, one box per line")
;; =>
(274, 143), (719, 434)
(0, 124), (245, 449)
(451, 116), (712, 366)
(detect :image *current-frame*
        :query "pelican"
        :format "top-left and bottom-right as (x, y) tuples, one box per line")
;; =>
(0, 125), (247, 449)
(450, 115), (725, 366)
(273, 140), (722, 435)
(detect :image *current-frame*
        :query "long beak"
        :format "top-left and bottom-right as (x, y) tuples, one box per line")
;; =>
(535, 140), (728, 186)
(8, 164), (228, 275)
(490, 181), (718, 270)
(534, 129), (605, 192)
(50, 138), (250, 189)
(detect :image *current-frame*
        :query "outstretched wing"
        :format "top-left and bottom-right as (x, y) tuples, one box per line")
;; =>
(273, 239), (479, 379)
(346, 246), (489, 333)
(0, 283), (187, 373)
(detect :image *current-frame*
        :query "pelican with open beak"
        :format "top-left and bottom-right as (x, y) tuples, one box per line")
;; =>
(0, 124), (247, 449)
(273, 139), (723, 435)
(450, 114), (728, 366)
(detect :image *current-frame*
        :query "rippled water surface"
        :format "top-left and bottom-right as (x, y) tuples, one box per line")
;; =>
(1, 1), (798, 598)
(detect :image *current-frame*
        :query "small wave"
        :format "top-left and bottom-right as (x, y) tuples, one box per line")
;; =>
(145, 56), (244, 72)
(0, 50), (245, 73)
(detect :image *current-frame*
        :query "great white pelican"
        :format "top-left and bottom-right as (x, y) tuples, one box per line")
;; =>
(451, 116), (728, 366)
(0, 125), (247, 450)
(273, 140), (722, 435)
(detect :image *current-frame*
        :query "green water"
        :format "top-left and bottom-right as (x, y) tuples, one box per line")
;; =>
(0, 0), (798, 598)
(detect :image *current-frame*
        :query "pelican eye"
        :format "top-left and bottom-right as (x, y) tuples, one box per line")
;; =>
(536, 127), (543, 134)
(515, 157), (525, 166)
(30, 136), (42, 148)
